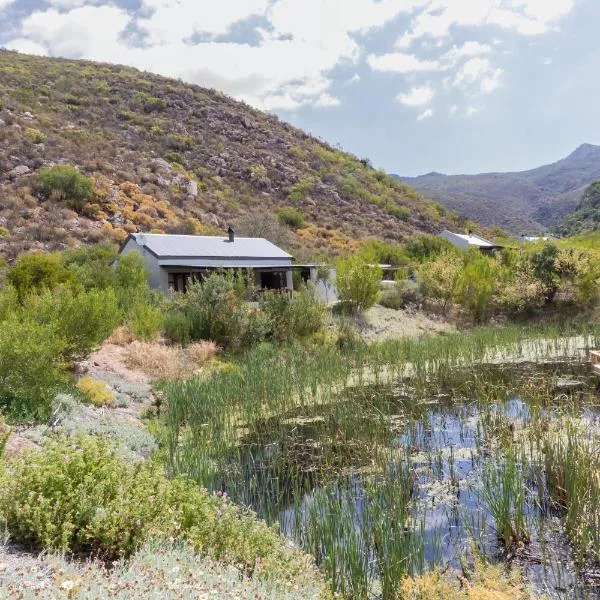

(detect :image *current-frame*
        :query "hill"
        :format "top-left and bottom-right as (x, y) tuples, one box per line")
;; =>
(555, 180), (600, 236)
(395, 143), (600, 234)
(0, 50), (469, 261)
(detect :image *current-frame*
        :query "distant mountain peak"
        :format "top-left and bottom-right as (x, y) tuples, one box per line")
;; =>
(568, 143), (600, 158)
(395, 144), (600, 234)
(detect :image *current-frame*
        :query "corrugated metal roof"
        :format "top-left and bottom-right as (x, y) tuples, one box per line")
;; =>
(131, 233), (292, 260)
(442, 230), (496, 248)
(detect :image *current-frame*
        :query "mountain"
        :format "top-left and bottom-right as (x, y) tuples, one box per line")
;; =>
(0, 50), (470, 261)
(395, 144), (600, 234)
(555, 180), (600, 236)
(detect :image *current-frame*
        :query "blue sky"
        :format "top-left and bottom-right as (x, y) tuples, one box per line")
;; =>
(1, 0), (597, 176)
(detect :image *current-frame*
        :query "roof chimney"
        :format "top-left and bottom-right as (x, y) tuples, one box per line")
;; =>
(227, 226), (235, 243)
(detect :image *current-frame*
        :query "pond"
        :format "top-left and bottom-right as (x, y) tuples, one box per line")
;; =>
(220, 360), (600, 599)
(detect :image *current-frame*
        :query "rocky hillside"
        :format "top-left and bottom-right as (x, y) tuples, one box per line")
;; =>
(0, 50), (469, 261)
(555, 180), (600, 236)
(396, 144), (600, 234)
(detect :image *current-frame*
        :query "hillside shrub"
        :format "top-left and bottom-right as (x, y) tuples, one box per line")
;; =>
(61, 243), (119, 291)
(277, 206), (306, 229)
(336, 255), (382, 313)
(8, 252), (73, 300)
(0, 435), (321, 586)
(36, 165), (95, 211)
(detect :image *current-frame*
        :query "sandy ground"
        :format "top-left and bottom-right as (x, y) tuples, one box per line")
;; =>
(357, 305), (455, 342)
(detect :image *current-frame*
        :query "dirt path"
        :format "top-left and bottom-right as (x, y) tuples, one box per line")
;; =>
(357, 305), (454, 342)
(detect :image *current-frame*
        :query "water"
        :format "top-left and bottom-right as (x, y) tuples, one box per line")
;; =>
(220, 360), (600, 598)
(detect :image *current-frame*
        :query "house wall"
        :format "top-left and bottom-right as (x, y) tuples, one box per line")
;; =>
(440, 231), (469, 250)
(120, 238), (169, 292)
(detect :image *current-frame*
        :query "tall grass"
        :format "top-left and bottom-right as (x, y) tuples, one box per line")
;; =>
(161, 321), (600, 597)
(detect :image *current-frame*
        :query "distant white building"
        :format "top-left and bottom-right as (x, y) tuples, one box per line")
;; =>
(440, 230), (504, 254)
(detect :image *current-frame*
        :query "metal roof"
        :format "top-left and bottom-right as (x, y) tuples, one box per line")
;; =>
(441, 230), (497, 248)
(130, 233), (292, 261)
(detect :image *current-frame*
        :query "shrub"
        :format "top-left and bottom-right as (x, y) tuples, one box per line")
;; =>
(0, 435), (322, 586)
(61, 243), (119, 291)
(128, 301), (163, 341)
(8, 252), (72, 300)
(336, 255), (382, 313)
(418, 250), (462, 310)
(379, 280), (422, 310)
(24, 127), (46, 144)
(455, 251), (498, 323)
(163, 311), (192, 345)
(184, 272), (269, 352)
(77, 376), (116, 407)
(114, 253), (152, 309)
(261, 285), (325, 341)
(28, 287), (121, 360)
(277, 206), (306, 229)
(0, 315), (66, 420)
(36, 165), (95, 211)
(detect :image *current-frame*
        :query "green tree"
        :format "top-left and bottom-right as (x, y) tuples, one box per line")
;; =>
(8, 252), (73, 300)
(336, 255), (382, 313)
(455, 251), (498, 323)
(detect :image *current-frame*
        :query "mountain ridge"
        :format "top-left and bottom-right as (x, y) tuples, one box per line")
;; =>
(0, 50), (471, 261)
(395, 143), (600, 234)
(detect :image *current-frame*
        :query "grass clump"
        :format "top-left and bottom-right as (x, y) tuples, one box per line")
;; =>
(76, 376), (116, 407)
(0, 435), (327, 593)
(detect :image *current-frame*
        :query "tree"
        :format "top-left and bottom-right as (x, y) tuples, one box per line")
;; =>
(418, 250), (462, 311)
(8, 252), (73, 300)
(336, 255), (382, 313)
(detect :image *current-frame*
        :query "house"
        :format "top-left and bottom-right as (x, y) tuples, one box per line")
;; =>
(440, 230), (504, 254)
(119, 229), (295, 293)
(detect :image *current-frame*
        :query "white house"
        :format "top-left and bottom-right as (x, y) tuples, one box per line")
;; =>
(119, 229), (296, 293)
(440, 230), (504, 254)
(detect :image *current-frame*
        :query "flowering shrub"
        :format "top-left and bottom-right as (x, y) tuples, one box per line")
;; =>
(0, 435), (324, 589)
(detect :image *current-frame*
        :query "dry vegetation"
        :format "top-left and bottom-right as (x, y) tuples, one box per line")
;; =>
(124, 340), (218, 380)
(0, 50), (471, 260)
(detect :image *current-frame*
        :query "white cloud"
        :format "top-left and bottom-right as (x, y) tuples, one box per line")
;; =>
(348, 74), (361, 84)
(417, 108), (433, 120)
(441, 41), (492, 65)
(314, 93), (342, 108)
(452, 57), (504, 94)
(368, 52), (439, 73)
(0, 0), (14, 8)
(395, 0), (574, 49)
(397, 84), (435, 106)
(6, 0), (427, 111)
(466, 106), (480, 117)
(449, 105), (458, 115)
(4, 38), (48, 56)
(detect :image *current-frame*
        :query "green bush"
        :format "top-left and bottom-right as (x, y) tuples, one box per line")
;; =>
(8, 252), (73, 300)
(183, 272), (269, 352)
(163, 310), (192, 345)
(336, 255), (382, 313)
(261, 285), (325, 341)
(129, 301), (163, 341)
(115, 252), (152, 308)
(36, 165), (95, 211)
(0, 315), (66, 420)
(277, 206), (306, 229)
(61, 243), (119, 291)
(379, 281), (422, 310)
(455, 251), (499, 323)
(0, 435), (321, 586)
(27, 287), (121, 360)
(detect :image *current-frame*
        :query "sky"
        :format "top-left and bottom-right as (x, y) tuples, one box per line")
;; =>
(1, 0), (598, 176)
